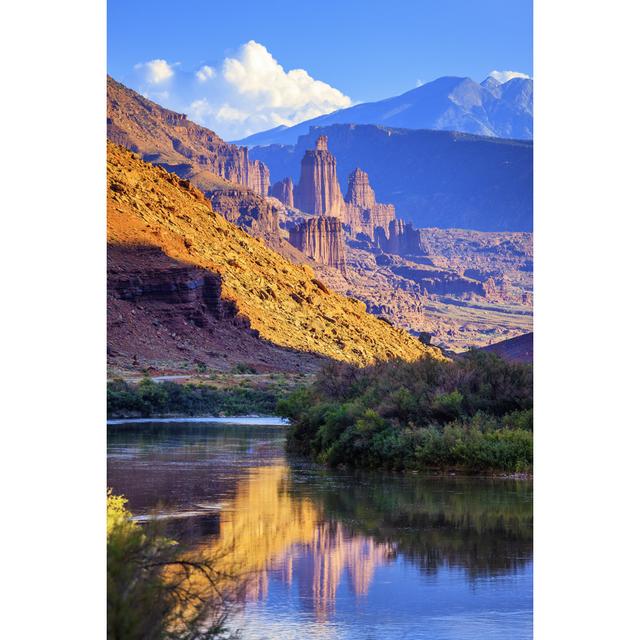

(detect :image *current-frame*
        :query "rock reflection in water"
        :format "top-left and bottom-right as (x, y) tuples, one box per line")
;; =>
(107, 424), (532, 638)
(193, 464), (395, 622)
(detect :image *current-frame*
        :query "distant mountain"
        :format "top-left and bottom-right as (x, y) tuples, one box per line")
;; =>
(235, 75), (532, 147)
(251, 124), (532, 232)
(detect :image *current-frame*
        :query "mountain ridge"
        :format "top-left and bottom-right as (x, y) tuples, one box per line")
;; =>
(234, 75), (532, 147)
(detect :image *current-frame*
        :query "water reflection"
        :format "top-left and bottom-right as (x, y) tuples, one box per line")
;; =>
(107, 423), (532, 638)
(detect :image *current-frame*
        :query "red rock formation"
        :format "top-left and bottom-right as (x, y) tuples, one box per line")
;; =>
(344, 168), (376, 209)
(343, 168), (396, 240)
(375, 219), (423, 255)
(107, 76), (270, 197)
(246, 156), (270, 198)
(209, 187), (280, 239)
(271, 177), (295, 207)
(289, 217), (347, 273)
(294, 136), (344, 217)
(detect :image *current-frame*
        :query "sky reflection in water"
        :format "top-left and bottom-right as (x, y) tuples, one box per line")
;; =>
(107, 421), (532, 639)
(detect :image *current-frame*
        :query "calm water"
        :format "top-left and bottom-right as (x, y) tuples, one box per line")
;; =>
(107, 419), (532, 639)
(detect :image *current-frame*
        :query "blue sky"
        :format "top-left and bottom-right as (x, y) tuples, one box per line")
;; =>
(108, 0), (532, 139)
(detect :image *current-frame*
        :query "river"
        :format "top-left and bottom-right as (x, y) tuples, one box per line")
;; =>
(107, 418), (532, 639)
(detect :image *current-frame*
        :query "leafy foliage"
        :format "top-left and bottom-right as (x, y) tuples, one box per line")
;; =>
(278, 351), (533, 473)
(107, 491), (240, 639)
(107, 378), (281, 418)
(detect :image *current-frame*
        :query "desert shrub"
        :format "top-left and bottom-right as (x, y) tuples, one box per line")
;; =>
(107, 492), (239, 639)
(278, 352), (533, 473)
(107, 379), (282, 418)
(232, 363), (257, 374)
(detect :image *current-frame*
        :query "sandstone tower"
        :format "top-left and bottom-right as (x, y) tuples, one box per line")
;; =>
(294, 136), (344, 217)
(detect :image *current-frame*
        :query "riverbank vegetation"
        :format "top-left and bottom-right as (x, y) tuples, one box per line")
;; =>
(278, 351), (532, 474)
(107, 491), (240, 639)
(107, 373), (307, 418)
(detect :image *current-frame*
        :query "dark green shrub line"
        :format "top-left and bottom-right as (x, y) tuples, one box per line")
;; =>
(277, 351), (533, 474)
(107, 378), (282, 418)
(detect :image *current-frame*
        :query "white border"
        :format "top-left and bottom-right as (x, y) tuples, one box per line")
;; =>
(2, 1), (640, 637)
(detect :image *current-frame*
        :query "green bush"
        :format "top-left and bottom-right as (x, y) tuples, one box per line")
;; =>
(107, 492), (239, 639)
(107, 378), (282, 418)
(278, 351), (533, 473)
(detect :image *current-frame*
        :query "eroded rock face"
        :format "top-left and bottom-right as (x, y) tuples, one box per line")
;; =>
(209, 187), (281, 240)
(375, 220), (423, 255)
(271, 177), (294, 207)
(246, 157), (270, 198)
(343, 171), (394, 241)
(294, 136), (344, 217)
(107, 142), (437, 370)
(289, 217), (347, 273)
(344, 168), (376, 209)
(108, 245), (238, 324)
(107, 76), (270, 197)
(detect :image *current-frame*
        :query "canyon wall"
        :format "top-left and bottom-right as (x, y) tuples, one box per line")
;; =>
(107, 142), (437, 370)
(271, 177), (294, 207)
(107, 76), (270, 197)
(375, 220), (423, 256)
(251, 124), (533, 232)
(288, 217), (347, 273)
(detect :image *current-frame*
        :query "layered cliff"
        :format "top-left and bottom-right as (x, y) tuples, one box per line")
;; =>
(270, 177), (294, 208)
(107, 76), (270, 197)
(288, 217), (347, 274)
(343, 168), (396, 241)
(375, 220), (423, 255)
(294, 136), (344, 217)
(107, 142), (441, 372)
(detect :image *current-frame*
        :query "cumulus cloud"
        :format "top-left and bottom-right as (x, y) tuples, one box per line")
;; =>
(134, 59), (176, 84)
(488, 70), (531, 84)
(195, 65), (215, 82)
(130, 41), (352, 140)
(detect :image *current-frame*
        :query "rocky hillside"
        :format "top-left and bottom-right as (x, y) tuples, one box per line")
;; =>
(480, 332), (533, 364)
(107, 142), (440, 373)
(251, 124), (532, 232)
(235, 75), (533, 147)
(107, 76), (269, 197)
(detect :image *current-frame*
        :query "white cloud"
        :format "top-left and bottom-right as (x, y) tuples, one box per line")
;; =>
(131, 41), (352, 140)
(195, 65), (215, 82)
(134, 59), (176, 84)
(488, 70), (531, 84)
(416, 79), (424, 87)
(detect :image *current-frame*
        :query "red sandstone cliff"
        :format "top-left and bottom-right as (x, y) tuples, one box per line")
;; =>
(271, 177), (295, 208)
(289, 217), (347, 273)
(375, 219), (423, 255)
(294, 136), (344, 217)
(343, 168), (396, 240)
(107, 76), (269, 197)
